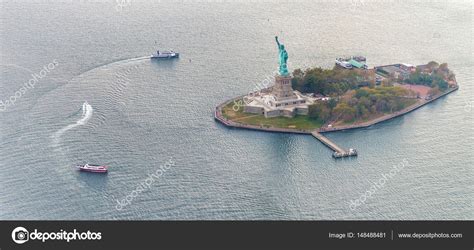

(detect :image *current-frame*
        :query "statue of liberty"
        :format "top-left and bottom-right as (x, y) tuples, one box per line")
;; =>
(275, 36), (289, 76)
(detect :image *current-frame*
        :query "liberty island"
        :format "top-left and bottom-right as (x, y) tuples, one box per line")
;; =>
(215, 36), (459, 158)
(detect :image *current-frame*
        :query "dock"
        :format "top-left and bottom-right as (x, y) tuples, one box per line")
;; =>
(311, 131), (357, 158)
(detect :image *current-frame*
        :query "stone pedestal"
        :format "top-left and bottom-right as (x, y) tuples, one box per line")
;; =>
(272, 75), (296, 100)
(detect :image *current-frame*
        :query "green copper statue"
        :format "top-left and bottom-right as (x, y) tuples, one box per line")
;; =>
(275, 36), (289, 76)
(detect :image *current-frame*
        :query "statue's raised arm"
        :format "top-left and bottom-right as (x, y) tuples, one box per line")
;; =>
(274, 36), (289, 76)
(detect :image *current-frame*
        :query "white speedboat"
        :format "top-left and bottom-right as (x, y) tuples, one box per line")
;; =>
(335, 58), (352, 69)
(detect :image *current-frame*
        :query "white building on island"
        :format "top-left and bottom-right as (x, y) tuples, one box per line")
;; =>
(243, 75), (319, 118)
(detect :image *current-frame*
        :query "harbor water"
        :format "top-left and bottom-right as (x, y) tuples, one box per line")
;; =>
(0, 0), (472, 219)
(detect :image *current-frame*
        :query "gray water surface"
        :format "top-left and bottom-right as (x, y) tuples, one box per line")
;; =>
(0, 0), (472, 220)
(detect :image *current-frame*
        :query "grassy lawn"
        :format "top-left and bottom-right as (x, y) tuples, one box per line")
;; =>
(221, 97), (418, 129)
(241, 115), (323, 130)
(221, 100), (253, 120)
(221, 100), (323, 130)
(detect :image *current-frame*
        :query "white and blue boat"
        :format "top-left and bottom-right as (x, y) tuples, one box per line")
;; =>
(151, 50), (179, 59)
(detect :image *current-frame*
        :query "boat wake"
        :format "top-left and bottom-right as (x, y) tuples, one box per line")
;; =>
(73, 56), (150, 80)
(52, 101), (93, 146)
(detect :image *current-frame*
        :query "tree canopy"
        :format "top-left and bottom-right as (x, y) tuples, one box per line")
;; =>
(291, 67), (373, 96)
(308, 87), (416, 123)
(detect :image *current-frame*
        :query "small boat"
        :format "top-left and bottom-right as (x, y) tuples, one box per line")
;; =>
(335, 58), (352, 69)
(151, 50), (179, 59)
(76, 164), (108, 173)
(348, 148), (358, 156)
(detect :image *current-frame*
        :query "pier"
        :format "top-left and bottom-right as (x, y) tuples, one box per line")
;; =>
(311, 131), (357, 158)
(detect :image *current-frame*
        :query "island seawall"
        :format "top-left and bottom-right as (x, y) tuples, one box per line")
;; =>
(214, 85), (459, 157)
(215, 85), (458, 134)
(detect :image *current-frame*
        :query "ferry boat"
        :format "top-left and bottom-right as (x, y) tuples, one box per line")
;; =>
(76, 164), (108, 173)
(151, 50), (179, 59)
